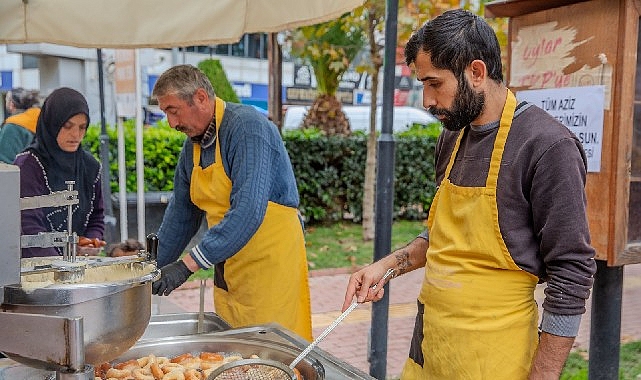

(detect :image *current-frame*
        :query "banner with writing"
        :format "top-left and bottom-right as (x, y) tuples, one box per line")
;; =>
(517, 85), (604, 172)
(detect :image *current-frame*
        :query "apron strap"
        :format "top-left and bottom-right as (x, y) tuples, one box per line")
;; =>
(213, 97), (225, 166)
(191, 97), (226, 169)
(486, 89), (516, 190)
(443, 131), (463, 179)
(193, 144), (201, 167)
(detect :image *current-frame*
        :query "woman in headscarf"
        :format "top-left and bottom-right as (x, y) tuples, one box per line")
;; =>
(14, 87), (105, 257)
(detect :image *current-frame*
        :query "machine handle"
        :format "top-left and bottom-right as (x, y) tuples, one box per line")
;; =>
(146, 233), (159, 261)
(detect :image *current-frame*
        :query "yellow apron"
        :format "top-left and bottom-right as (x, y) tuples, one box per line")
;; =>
(401, 90), (540, 379)
(190, 97), (313, 341)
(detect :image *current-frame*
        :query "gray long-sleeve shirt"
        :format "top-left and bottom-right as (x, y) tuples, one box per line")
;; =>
(426, 102), (596, 336)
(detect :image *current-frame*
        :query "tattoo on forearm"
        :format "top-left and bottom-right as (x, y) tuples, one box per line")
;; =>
(394, 250), (411, 275)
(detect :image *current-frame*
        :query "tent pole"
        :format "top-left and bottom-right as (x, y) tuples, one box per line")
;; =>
(134, 49), (146, 241)
(96, 48), (117, 242)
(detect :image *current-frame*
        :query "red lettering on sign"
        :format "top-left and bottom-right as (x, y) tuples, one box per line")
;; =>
(521, 37), (563, 68)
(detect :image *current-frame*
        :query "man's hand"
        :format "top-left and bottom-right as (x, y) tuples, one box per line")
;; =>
(341, 236), (428, 312)
(152, 261), (193, 296)
(342, 261), (390, 312)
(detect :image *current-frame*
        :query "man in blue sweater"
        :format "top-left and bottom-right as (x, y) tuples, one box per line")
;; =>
(150, 64), (312, 341)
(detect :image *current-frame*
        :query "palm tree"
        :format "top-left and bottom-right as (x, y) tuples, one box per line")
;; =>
(288, 0), (507, 239)
(289, 16), (366, 135)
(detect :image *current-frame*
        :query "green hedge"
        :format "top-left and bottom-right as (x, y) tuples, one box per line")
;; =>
(84, 120), (185, 193)
(197, 59), (240, 103)
(85, 121), (439, 224)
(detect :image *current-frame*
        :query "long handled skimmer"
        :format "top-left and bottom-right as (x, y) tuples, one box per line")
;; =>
(206, 268), (396, 380)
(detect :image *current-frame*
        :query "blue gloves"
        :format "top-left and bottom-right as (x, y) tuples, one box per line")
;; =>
(152, 261), (193, 296)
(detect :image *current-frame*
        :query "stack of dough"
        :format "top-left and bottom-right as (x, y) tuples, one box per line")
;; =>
(95, 352), (303, 380)
(94, 352), (232, 380)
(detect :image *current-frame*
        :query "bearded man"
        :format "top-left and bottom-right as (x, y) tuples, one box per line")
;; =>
(342, 9), (596, 380)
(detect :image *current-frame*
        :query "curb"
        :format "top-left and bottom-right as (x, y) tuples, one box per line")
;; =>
(309, 266), (359, 277)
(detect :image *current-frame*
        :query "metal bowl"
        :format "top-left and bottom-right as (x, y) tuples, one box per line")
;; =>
(117, 334), (325, 380)
(1, 259), (159, 366)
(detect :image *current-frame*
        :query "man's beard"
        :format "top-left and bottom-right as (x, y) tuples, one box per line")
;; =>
(430, 78), (485, 131)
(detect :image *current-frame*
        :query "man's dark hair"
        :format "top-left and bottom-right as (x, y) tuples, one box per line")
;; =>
(404, 9), (503, 84)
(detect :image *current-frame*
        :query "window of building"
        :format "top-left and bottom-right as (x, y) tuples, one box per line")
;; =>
(214, 45), (231, 55)
(211, 33), (268, 59)
(247, 34), (266, 59)
(22, 55), (39, 69)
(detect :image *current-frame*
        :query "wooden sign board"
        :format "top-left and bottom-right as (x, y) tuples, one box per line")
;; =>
(486, 0), (641, 265)
(114, 49), (136, 118)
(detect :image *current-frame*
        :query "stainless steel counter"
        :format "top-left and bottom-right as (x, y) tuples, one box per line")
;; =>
(0, 313), (374, 380)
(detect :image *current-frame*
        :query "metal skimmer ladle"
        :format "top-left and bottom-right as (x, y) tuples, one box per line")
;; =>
(206, 268), (396, 380)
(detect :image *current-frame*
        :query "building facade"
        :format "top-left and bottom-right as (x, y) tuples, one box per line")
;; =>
(1, 33), (420, 126)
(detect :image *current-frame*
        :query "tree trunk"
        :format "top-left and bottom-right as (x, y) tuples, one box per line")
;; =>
(303, 94), (350, 135)
(267, 33), (283, 130)
(362, 112), (378, 240)
(361, 11), (383, 241)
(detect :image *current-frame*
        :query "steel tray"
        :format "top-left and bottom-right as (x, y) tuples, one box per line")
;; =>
(140, 312), (231, 341)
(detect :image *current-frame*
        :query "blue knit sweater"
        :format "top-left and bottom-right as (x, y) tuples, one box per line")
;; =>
(156, 102), (302, 268)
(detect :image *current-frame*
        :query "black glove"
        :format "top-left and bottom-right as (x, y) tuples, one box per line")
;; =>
(152, 261), (193, 296)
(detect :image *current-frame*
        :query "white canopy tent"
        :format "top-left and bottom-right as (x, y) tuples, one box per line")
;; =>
(0, 0), (362, 48)
(0, 0), (364, 241)
(1, 2), (408, 377)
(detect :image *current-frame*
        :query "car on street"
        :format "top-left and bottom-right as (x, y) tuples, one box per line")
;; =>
(282, 105), (438, 133)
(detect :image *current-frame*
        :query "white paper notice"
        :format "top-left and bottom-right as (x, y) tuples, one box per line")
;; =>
(516, 86), (604, 172)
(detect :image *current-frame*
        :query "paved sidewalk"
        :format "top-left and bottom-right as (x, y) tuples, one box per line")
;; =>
(161, 263), (641, 379)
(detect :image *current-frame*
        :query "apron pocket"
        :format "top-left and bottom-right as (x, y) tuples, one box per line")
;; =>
(214, 261), (228, 291)
(408, 300), (425, 366)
